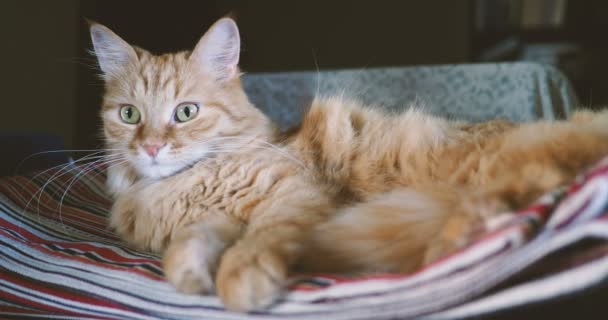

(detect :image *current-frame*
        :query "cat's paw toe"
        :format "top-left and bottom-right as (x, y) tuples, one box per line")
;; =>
(216, 244), (286, 312)
(163, 238), (219, 294)
(167, 262), (215, 294)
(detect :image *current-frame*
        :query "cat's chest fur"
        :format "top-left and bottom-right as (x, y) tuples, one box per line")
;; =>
(109, 151), (303, 252)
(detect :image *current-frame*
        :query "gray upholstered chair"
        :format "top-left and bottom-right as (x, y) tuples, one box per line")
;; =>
(242, 62), (578, 129)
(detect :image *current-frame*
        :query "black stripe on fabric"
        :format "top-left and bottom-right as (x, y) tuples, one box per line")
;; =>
(32, 179), (109, 216)
(0, 202), (158, 261)
(0, 281), (103, 319)
(0, 271), (46, 312)
(5, 180), (109, 219)
(0, 201), (89, 243)
(0, 280), (136, 320)
(0, 315), (103, 320)
(0, 311), (103, 320)
(6, 170), (109, 217)
(0, 183), (157, 260)
(43, 244), (163, 277)
(0, 225), (29, 242)
(0, 243), (162, 314)
(0, 241), (225, 311)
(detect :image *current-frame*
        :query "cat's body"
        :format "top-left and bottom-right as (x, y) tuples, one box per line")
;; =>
(91, 18), (608, 311)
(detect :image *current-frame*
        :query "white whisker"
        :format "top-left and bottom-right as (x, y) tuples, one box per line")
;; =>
(57, 157), (127, 227)
(20, 152), (122, 223)
(15, 148), (121, 174)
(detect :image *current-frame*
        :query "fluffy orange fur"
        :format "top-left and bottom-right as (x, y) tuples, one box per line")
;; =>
(90, 18), (608, 312)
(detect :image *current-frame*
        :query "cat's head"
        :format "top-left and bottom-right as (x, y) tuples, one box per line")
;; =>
(90, 18), (269, 184)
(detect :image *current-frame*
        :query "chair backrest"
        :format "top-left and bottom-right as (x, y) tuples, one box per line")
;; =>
(242, 62), (578, 129)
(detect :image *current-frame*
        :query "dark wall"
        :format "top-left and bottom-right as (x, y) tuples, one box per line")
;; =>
(0, 1), (79, 148)
(75, 0), (472, 149)
(565, 1), (608, 107)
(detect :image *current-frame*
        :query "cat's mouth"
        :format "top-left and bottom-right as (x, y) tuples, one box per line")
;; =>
(136, 160), (184, 179)
(136, 154), (212, 179)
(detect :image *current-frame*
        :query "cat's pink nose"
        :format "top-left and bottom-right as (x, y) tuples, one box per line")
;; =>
(142, 143), (163, 158)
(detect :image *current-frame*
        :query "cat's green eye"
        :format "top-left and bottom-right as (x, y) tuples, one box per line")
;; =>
(174, 103), (199, 123)
(119, 105), (141, 124)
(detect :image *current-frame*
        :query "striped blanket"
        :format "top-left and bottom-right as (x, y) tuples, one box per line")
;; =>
(2, 158), (608, 319)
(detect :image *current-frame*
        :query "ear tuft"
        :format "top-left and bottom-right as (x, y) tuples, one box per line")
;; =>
(190, 18), (241, 82)
(90, 23), (138, 79)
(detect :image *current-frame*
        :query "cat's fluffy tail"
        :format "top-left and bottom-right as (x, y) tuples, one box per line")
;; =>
(296, 187), (466, 274)
(571, 109), (608, 127)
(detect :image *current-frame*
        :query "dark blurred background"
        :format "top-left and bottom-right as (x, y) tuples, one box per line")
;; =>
(0, 0), (607, 165)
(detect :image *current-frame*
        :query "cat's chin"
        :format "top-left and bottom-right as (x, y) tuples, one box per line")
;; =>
(136, 163), (186, 180)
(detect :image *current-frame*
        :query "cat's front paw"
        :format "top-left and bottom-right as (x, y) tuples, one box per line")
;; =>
(163, 233), (223, 294)
(216, 243), (286, 312)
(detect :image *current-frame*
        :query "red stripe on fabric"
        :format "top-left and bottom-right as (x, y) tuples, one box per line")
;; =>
(0, 181), (108, 230)
(6, 165), (111, 206)
(567, 166), (608, 194)
(0, 307), (47, 314)
(0, 230), (163, 281)
(0, 293), (118, 320)
(0, 188), (115, 240)
(0, 282), (106, 318)
(0, 271), (133, 316)
(0, 171), (110, 217)
(0, 292), (98, 318)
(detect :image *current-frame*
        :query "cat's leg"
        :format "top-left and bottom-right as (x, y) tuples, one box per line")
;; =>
(215, 192), (332, 311)
(163, 214), (243, 294)
(426, 121), (608, 264)
(477, 122), (608, 209)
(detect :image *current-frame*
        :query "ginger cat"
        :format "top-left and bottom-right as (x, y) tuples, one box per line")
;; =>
(90, 18), (608, 311)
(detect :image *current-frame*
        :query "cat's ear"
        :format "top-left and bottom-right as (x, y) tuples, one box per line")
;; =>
(89, 23), (138, 78)
(190, 18), (241, 82)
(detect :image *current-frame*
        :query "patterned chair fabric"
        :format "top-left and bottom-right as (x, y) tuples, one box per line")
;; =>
(242, 62), (579, 129)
